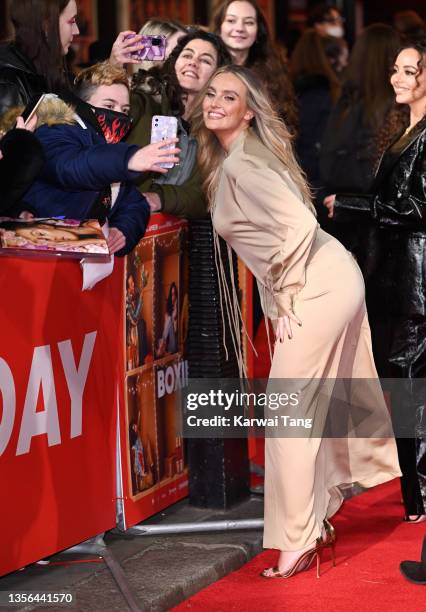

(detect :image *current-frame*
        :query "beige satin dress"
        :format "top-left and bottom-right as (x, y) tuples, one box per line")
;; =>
(212, 128), (401, 551)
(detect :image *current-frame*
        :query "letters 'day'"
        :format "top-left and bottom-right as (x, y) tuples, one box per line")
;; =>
(0, 257), (124, 576)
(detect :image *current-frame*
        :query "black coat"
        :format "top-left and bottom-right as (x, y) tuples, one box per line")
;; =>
(294, 74), (333, 192)
(334, 116), (426, 376)
(319, 95), (377, 249)
(0, 44), (47, 116)
(0, 43), (104, 145)
(320, 94), (376, 194)
(0, 129), (44, 217)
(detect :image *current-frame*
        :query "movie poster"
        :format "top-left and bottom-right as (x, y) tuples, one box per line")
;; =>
(127, 368), (157, 495)
(125, 237), (154, 372)
(121, 216), (189, 526)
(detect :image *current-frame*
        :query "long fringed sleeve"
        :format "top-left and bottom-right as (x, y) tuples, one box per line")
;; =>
(235, 167), (318, 317)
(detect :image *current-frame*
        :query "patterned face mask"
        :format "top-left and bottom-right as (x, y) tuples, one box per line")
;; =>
(90, 106), (132, 143)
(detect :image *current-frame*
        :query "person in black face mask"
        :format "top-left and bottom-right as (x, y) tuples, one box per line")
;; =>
(22, 62), (180, 255)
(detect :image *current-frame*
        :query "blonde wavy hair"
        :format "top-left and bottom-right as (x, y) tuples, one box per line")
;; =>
(190, 65), (314, 213)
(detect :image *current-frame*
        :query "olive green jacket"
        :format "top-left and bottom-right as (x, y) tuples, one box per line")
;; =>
(127, 87), (208, 219)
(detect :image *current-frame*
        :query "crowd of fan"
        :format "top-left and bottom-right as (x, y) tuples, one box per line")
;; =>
(0, 1), (425, 256)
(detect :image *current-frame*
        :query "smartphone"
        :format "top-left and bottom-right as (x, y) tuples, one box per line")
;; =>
(150, 115), (178, 169)
(125, 34), (167, 62)
(21, 94), (47, 126)
(21, 93), (58, 126)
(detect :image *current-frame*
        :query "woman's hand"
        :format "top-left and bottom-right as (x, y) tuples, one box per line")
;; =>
(144, 192), (162, 212)
(323, 194), (336, 218)
(16, 115), (38, 132)
(107, 227), (126, 254)
(128, 140), (180, 174)
(276, 298), (302, 342)
(110, 31), (144, 66)
(276, 316), (292, 342)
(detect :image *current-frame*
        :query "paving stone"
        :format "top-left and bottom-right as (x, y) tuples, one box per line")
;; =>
(0, 496), (264, 612)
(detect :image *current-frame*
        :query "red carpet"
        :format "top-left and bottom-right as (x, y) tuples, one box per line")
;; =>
(173, 480), (426, 611)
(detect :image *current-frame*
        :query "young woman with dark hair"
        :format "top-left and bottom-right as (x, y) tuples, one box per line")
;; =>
(0, 0), (144, 118)
(0, 0), (79, 115)
(321, 24), (403, 195)
(211, 0), (298, 132)
(320, 23), (404, 253)
(290, 29), (341, 216)
(127, 29), (232, 218)
(325, 40), (426, 523)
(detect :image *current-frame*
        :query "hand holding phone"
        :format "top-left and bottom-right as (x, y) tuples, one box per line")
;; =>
(128, 138), (180, 174)
(125, 34), (167, 62)
(110, 30), (144, 66)
(14, 116), (37, 132)
(21, 94), (47, 128)
(20, 93), (58, 129)
(150, 115), (179, 169)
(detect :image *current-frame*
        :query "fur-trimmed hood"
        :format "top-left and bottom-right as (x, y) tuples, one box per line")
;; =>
(0, 106), (24, 136)
(0, 96), (77, 136)
(34, 96), (77, 128)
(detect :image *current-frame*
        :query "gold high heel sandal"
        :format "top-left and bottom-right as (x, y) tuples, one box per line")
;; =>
(260, 538), (323, 579)
(261, 519), (337, 580)
(321, 518), (337, 567)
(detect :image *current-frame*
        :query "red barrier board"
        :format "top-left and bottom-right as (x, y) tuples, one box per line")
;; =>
(119, 214), (189, 528)
(0, 256), (123, 577)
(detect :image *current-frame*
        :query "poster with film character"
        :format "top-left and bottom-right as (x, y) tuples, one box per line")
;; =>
(126, 368), (158, 496)
(125, 237), (154, 372)
(155, 356), (187, 484)
(121, 216), (189, 524)
(153, 230), (182, 360)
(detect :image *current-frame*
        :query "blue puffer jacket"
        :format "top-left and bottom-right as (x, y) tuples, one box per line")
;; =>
(24, 98), (150, 256)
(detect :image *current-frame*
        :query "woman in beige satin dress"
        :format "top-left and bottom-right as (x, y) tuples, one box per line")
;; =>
(191, 65), (401, 578)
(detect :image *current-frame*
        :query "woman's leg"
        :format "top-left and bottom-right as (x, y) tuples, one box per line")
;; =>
(262, 250), (399, 574)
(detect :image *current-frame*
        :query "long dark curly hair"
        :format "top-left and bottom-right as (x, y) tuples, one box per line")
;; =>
(374, 38), (426, 166)
(210, 0), (298, 132)
(394, 38), (426, 76)
(132, 29), (231, 117)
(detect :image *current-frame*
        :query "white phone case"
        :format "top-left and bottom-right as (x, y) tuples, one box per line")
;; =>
(150, 115), (178, 169)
